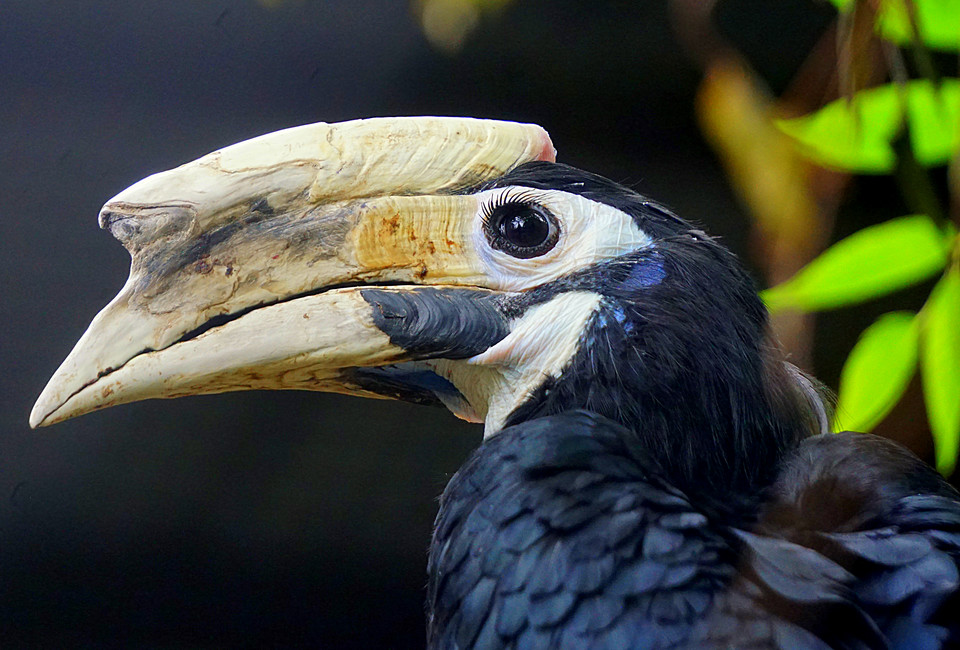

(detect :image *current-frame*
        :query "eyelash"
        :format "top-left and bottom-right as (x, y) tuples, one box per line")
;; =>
(480, 188), (543, 229)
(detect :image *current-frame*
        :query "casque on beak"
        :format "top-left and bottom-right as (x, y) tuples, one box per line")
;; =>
(31, 116), (555, 428)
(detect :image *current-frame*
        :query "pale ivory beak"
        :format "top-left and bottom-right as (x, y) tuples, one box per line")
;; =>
(31, 117), (554, 427)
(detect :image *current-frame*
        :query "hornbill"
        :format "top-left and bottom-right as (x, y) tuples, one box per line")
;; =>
(32, 117), (960, 648)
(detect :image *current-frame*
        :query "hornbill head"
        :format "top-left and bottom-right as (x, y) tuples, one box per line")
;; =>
(31, 117), (823, 498)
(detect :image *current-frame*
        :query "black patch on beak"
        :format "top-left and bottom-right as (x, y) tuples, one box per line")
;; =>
(344, 364), (465, 409)
(342, 365), (452, 407)
(361, 288), (511, 359)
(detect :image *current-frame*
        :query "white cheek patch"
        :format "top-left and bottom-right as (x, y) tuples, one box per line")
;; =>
(469, 291), (601, 369)
(426, 291), (602, 436)
(473, 187), (653, 291)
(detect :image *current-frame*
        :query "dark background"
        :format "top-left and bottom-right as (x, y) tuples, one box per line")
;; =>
(0, 1), (868, 647)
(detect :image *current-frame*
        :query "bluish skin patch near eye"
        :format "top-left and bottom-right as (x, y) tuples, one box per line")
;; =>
(596, 303), (635, 334)
(594, 251), (665, 335)
(617, 252), (666, 293)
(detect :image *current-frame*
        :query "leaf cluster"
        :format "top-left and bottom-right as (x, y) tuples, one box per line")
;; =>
(764, 0), (960, 473)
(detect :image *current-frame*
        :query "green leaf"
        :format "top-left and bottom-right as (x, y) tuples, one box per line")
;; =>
(921, 267), (960, 475)
(762, 215), (950, 312)
(777, 80), (960, 173)
(828, 0), (960, 50)
(833, 311), (919, 433)
(777, 84), (901, 173)
(877, 0), (960, 51)
(906, 80), (960, 165)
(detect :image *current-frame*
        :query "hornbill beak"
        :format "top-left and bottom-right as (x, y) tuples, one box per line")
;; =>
(31, 117), (555, 428)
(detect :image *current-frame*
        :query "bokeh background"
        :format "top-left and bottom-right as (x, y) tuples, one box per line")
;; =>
(2, 0), (934, 646)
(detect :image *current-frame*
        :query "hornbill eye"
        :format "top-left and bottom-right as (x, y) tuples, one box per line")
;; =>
(484, 200), (559, 258)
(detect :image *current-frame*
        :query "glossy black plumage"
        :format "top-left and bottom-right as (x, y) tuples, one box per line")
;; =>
(428, 413), (960, 648)
(424, 162), (960, 648)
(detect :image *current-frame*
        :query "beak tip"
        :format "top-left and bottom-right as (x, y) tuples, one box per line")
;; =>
(28, 402), (50, 429)
(30, 379), (72, 429)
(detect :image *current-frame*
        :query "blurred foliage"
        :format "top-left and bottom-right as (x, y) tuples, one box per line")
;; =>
(757, 1), (960, 473)
(777, 80), (960, 172)
(922, 269), (960, 467)
(697, 61), (820, 246)
(763, 215), (953, 311)
(830, 0), (960, 50)
(834, 311), (918, 432)
(414, 0), (513, 53)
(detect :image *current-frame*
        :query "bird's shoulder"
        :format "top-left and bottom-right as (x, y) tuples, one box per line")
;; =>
(427, 410), (736, 649)
(428, 417), (960, 649)
(729, 431), (960, 648)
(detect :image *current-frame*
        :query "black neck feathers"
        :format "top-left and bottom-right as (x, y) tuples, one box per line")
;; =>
(493, 163), (825, 507)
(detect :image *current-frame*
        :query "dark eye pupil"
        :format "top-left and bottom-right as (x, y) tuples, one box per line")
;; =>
(485, 201), (559, 259)
(498, 209), (549, 248)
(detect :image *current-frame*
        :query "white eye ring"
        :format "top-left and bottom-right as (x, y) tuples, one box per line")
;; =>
(473, 187), (653, 292)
